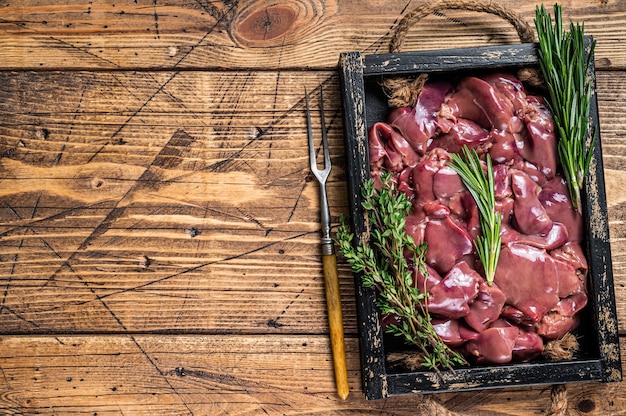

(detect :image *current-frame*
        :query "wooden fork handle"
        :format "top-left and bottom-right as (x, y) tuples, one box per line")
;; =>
(322, 252), (350, 400)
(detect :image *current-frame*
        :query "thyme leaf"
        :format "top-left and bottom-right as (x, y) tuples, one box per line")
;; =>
(534, 3), (596, 213)
(336, 173), (467, 373)
(448, 146), (502, 286)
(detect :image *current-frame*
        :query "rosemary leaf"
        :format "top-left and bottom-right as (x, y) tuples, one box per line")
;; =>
(534, 3), (596, 212)
(448, 146), (502, 286)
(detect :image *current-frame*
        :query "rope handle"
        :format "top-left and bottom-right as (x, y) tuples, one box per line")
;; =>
(383, 0), (542, 108)
(389, 0), (535, 53)
(384, 2), (567, 415)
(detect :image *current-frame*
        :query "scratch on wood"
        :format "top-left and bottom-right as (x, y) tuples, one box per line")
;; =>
(268, 287), (306, 328)
(2, 305), (41, 329)
(55, 86), (86, 166)
(194, 0), (230, 21)
(46, 129), (197, 284)
(4, 196), (63, 293)
(56, 231), (316, 308)
(165, 76), (324, 186)
(236, 207), (269, 231)
(0, 366), (11, 390)
(49, 36), (121, 68)
(2, 200), (34, 308)
(86, 142), (108, 164)
(42, 251), (196, 415)
(264, 70), (282, 176)
(128, 335), (195, 415)
(170, 365), (281, 394)
(152, 0), (160, 39)
(106, 71), (181, 145)
(0, 200), (113, 240)
(171, 1), (239, 68)
(285, 177), (308, 223)
(1, 253), (17, 309)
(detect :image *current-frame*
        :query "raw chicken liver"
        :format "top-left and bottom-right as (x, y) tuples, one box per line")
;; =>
(369, 72), (588, 365)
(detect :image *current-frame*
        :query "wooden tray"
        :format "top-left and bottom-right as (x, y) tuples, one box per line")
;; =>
(339, 40), (622, 399)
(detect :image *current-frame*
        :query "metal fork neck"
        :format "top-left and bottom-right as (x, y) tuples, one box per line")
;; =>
(321, 239), (335, 255)
(319, 182), (332, 242)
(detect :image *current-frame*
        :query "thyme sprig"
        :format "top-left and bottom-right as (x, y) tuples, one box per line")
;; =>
(448, 146), (502, 286)
(336, 173), (467, 373)
(534, 3), (596, 213)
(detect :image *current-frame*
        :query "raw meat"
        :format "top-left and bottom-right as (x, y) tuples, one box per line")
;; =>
(368, 72), (589, 365)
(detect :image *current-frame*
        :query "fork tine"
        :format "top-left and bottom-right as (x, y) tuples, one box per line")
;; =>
(319, 88), (331, 173)
(306, 86), (331, 182)
(305, 87), (317, 174)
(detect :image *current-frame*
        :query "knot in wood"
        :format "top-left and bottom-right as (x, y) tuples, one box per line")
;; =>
(91, 177), (105, 189)
(577, 398), (596, 413)
(234, 5), (296, 44)
(229, 1), (337, 48)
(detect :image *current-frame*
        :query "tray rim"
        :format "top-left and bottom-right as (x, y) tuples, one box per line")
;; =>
(339, 39), (622, 399)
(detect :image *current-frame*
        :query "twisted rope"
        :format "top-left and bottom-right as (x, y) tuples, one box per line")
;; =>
(383, 0), (541, 108)
(389, 0), (535, 53)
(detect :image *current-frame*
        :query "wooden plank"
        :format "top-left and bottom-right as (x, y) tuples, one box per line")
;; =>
(0, 1), (624, 413)
(1, 1), (626, 70)
(0, 71), (353, 334)
(0, 70), (625, 334)
(0, 334), (624, 415)
(598, 70), (626, 339)
(362, 43), (540, 76)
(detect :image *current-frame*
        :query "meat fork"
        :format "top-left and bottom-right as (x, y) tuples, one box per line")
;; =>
(305, 87), (349, 400)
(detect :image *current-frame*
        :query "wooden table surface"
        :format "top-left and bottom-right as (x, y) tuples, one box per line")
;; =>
(1, 1), (625, 414)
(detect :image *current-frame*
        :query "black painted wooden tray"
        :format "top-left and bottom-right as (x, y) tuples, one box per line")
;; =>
(339, 40), (622, 399)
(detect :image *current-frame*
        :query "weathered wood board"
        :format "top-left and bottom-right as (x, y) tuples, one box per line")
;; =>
(1, 1), (626, 70)
(0, 71), (355, 334)
(1, 0), (625, 414)
(1, 70), (624, 335)
(0, 335), (625, 415)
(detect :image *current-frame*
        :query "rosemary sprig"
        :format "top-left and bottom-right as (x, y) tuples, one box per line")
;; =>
(448, 146), (502, 286)
(534, 3), (596, 213)
(336, 173), (467, 373)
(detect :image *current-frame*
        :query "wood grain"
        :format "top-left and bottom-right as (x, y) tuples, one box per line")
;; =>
(1, 70), (624, 334)
(0, 71), (354, 334)
(1, 0), (625, 414)
(1, 1), (626, 70)
(0, 334), (624, 415)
